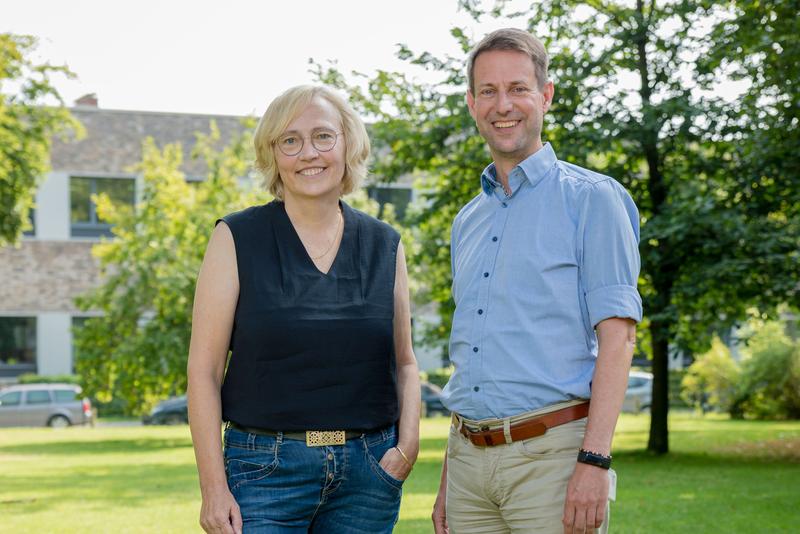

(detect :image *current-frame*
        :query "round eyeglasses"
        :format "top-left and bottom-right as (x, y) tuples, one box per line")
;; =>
(275, 128), (343, 156)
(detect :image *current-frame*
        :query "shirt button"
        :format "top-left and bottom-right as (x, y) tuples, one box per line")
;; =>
(477, 309), (483, 315)
(327, 453), (333, 460)
(483, 272), (489, 278)
(473, 386), (480, 392)
(492, 236), (498, 242)
(473, 347), (479, 353)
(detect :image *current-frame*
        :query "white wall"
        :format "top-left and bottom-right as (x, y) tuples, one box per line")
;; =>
(35, 172), (70, 240)
(36, 313), (73, 375)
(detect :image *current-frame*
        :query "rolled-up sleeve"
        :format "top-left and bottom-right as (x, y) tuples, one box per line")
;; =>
(579, 179), (643, 326)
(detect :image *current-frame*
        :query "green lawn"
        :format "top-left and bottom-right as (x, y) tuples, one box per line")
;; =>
(0, 413), (798, 533)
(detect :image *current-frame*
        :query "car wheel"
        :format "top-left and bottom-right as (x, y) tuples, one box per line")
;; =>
(48, 415), (71, 428)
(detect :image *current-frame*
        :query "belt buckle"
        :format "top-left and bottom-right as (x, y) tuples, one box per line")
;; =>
(306, 430), (346, 447)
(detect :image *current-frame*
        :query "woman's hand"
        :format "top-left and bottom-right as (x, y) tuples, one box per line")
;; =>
(379, 445), (415, 481)
(199, 485), (242, 534)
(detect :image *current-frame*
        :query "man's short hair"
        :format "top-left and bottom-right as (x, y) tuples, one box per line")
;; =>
(467, 28), (549, 93)
(253, 85), (370, 200)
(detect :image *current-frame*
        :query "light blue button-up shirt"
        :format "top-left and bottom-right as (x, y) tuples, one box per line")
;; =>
(441, 143), (643, 420)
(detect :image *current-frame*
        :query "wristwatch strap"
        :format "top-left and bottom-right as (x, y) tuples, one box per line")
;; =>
(577, 448), (612, 469)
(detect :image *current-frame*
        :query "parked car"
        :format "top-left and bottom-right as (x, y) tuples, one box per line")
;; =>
(143, 395), (188, 425)
(0, 383), (93, 427)
(622, 371), (653, 413)
(421, 381), (449, 417)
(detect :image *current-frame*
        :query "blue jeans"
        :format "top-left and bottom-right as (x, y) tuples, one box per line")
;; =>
(224, 424), (403, 533)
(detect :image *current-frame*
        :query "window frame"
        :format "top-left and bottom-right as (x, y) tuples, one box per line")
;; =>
(70, 175), (136, 238)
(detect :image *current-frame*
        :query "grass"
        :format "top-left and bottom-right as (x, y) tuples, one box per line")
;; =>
(0, 413), (798, 533)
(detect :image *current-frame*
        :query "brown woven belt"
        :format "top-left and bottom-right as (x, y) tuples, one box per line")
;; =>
(458, 402), (590, 447)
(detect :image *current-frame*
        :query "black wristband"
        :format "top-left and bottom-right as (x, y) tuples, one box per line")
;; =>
(577, 448), (612, 469)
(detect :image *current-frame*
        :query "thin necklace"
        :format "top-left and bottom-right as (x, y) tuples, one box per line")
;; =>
(310, 207), (343, 261)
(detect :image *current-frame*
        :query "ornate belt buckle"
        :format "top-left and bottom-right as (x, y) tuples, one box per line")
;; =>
(306, 430), (346, 447)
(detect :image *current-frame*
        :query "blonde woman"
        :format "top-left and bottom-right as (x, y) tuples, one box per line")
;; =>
(188, 85), (420, 534)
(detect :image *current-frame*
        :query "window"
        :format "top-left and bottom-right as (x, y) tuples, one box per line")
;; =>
(54, 390), (78, 403)
(0, 317), (36, 376)
(25, 390), (51, 404)
(70, 176), (135, 237)
(367, 186), (413, 221)
(0, 391), (22, 406)
(23, 208), (35, 237)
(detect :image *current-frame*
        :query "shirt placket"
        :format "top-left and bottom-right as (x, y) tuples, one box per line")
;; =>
(468, 188), (513, 416)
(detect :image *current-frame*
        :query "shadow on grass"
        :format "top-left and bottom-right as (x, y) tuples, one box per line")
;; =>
(0, 437), (192, 455)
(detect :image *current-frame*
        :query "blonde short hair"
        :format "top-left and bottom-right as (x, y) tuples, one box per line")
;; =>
(253, 85), (370, 200)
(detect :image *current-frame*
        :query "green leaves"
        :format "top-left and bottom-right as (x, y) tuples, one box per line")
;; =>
(0, 33), (83, 246)
(73, 121), (268, 415)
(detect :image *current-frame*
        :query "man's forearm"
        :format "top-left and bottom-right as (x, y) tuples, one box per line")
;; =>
(582, 318), (637, 455)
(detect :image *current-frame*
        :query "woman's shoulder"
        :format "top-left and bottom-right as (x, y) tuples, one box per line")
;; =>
(219, 200), (280, 229)
(345, 202), (400, 241)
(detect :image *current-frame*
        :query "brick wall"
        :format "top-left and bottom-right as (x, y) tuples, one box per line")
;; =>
(0, 241), (100, 313)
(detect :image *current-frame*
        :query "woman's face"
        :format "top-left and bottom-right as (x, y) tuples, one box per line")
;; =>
(275, 97), (346, 203)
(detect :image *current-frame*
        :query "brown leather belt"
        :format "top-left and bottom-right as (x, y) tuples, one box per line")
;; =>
(458, 402), (590, 447)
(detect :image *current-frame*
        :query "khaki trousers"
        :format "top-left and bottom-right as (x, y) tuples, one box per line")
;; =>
(446, 403), (616, 533)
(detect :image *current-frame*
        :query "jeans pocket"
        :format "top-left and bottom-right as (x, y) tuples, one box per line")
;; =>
(364, 435), (404, 491)
(447, 424), (463, 460)
(514, 420), (584, 460)
(224, 442), (279, 491)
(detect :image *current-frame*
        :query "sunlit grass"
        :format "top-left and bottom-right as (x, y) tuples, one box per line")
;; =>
(0, 413), (798, 533)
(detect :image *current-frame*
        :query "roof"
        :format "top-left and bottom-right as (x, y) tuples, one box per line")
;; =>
(50, 107), (252, 179)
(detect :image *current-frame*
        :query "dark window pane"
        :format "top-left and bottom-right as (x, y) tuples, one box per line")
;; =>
(0, 391), (22, 406)
(70, 177), (135, 236)
(70, 177), (92, 223)
(0, 317), (36, 366)
(23, 208), (36, 236)
(26, 390), (51, 404)
(368, 186), (412, 220)
(95, 178), (135, 223)
(54, 390), (77, 402)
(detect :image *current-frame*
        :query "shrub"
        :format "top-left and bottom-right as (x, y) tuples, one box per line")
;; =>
(681, 337), (740, 413)
(733, 322), (800, 420)
(16, 373), (81, 385)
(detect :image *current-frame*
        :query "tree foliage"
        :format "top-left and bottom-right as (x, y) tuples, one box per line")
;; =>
(315, 0), (800, 452)
(74, 123), (265, 413)
(0, 33), (82, 245)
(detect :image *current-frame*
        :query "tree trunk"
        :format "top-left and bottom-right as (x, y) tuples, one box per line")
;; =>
(648, 318), (670, 454)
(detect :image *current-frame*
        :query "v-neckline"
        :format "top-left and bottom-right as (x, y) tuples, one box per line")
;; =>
(281, 200), (349, 276)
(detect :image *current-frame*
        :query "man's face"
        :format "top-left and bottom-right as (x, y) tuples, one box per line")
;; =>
(467, 49), (553, 167)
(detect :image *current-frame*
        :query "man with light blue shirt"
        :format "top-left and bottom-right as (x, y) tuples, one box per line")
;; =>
(431, 28), (642, 534)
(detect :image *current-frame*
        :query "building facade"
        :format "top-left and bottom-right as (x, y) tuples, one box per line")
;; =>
(0, 98), (245, 381)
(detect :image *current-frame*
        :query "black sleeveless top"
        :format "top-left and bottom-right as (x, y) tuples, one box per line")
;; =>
(218, 200), (401, 431)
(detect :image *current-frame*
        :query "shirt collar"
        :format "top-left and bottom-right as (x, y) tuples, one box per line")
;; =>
(480, 142), (558, 196)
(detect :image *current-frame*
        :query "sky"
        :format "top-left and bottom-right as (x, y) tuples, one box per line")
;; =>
(4, 0), (526, 117)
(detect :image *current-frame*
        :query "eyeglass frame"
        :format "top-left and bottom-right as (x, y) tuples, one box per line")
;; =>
(273, 128), (344, 157)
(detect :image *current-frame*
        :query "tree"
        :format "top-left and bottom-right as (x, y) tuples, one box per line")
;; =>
(316, 0), (800, 453)
(0, 33), (82, 246)
(74, 123), (264, 413)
